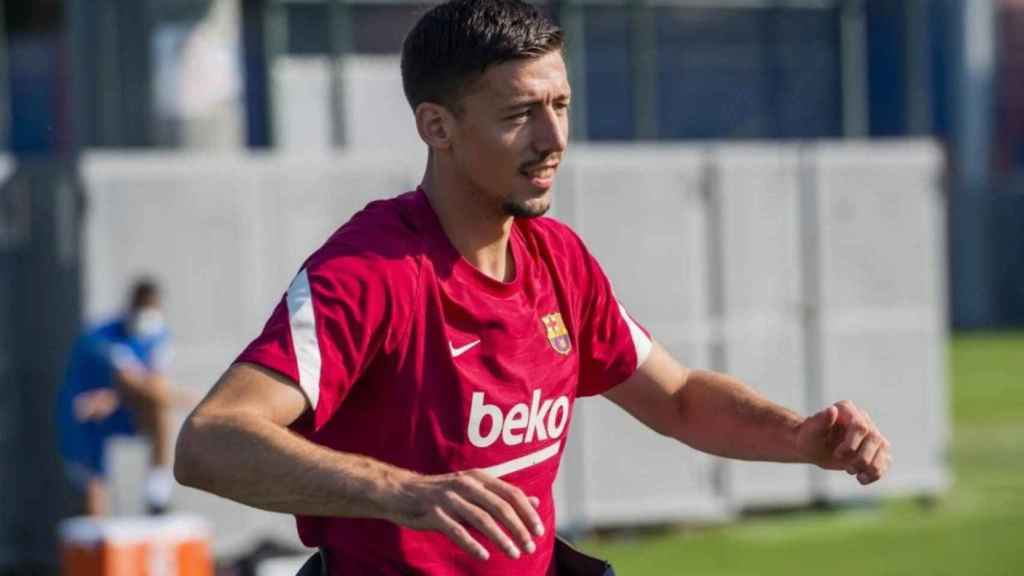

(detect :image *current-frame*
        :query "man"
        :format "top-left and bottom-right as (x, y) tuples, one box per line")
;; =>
(174, 1), (891, 574)
(58, 278), (176, 516)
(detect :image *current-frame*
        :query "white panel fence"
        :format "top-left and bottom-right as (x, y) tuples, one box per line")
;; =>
(80, 141), (948, 555)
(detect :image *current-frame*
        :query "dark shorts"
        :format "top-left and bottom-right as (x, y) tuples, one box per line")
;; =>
(59, 400), (138, 487)
(296, 537), (615, 576)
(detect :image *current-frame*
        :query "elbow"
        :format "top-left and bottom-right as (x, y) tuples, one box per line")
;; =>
(666, 383), (696, 446)
(173, 416), (206, 489)
(640, 396), (692, 444)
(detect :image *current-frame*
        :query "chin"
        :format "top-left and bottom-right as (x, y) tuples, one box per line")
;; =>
(503, 195), (551, 218)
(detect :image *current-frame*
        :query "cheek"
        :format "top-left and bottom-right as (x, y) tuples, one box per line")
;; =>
(454, 120), (528, 176)
(477, 127), (525, 168)
(487, 122), (521, 147)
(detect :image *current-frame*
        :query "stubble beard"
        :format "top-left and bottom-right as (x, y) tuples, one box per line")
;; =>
(502, 195), (551, 219)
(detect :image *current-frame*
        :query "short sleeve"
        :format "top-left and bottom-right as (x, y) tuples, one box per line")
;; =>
(575, 247), (653, 397)
(103, 342), (145, 373)
(236, 246), (395, 430)
(149, 340), (175, 373)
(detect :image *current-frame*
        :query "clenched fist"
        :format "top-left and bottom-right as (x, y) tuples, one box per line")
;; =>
(796, 400), (892, 485)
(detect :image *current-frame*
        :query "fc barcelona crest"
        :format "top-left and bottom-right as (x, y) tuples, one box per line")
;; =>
(542, 312), (572, 355)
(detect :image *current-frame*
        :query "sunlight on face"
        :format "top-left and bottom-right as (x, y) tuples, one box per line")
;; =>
(449, 51), (571, 218)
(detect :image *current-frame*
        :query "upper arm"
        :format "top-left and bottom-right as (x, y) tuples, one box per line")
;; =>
(233, 241), (414, 431)
(602, 341), (691, 438)
(191, 362), (310, 427)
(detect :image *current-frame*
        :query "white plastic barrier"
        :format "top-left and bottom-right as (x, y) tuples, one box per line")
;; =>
(710, 145), (814, 509)
(82, 152), (418, 555)
(805, 141), (950, 500)
(80, 141), (949, 550)
(341, 56), (423, 156)
(83, 153), (304, 554)
(555, 146), (730, 527)
(273, 58), (335, 151)
(273, 55), (424, 162)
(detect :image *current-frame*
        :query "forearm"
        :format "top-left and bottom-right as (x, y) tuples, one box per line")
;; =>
(174, 411), (413, 520)
(116, 370), (169, 407)
(672, 370), (805, 463)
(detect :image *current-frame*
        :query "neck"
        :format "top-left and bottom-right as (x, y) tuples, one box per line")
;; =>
(420, 162), (515, 283)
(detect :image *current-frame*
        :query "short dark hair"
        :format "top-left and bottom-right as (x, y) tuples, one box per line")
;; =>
(129, 277), (161, 310)
(400, 0), (564, 111)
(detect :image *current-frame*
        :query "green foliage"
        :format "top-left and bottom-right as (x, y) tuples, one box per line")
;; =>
(579, 333), (1024, 576)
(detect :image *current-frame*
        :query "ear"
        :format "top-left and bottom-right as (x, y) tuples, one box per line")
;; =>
(415, 102), (455, 151)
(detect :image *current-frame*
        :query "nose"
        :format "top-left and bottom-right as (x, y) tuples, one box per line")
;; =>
(533, 105), (568, 157)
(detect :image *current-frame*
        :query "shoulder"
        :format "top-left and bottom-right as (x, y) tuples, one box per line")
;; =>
(91, 318), (124, 336)
(303, 192), (424, 294)
(516, 215), (594, 269)
(79, 320), (143, 370)
(83, 319), (126, 348)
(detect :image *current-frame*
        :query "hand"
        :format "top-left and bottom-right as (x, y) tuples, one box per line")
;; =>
(390, 469), (545, 561)
(73, 389), (121, 422)
(796, 400), (892, 485)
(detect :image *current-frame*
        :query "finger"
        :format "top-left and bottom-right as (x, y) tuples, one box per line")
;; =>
(862, 410), (876, 427)
(857, 465), (881, 485)
(433, 506), (490, 561)
(862, 440), (892, 484)
(475, 473), (545, 539)
(833, 400), (858, 425)
(810, 405), (840, 434)
(833, 421), (869, 461)
(852, 434), (882, 479)
(459, 477), (535, 554)
(446, 490), (522, 559)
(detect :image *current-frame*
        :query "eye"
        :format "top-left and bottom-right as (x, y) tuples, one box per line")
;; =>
(554, 101), (571, 114)
(506, 109), (530, 122)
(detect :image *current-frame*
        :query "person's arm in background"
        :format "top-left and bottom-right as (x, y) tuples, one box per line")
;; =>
(72, 342), (167, 422)
(604, 342), (891, 484)
(110, 341), (173, 409)
(174, 362), (545, 562)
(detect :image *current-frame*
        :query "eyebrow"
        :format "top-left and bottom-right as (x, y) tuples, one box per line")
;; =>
(500, 95), (571, 111)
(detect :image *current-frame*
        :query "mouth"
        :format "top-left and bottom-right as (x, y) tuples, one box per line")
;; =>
(520, 163), (560, 188)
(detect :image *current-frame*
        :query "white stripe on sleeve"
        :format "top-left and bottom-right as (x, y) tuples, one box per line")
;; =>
(287, 268), (322, 409)
(618, 302), (652, 369)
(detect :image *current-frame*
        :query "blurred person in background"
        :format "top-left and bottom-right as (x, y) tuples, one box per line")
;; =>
(175, 1), (891, 574)
(57, 278), (177, 516)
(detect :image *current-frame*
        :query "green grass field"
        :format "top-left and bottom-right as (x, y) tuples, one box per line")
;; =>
(578, 333), (1024, 575)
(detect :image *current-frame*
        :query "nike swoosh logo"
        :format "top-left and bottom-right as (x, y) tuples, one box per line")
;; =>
(449, 339), (481, 358)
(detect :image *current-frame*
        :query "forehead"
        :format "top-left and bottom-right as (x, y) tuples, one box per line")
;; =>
(472, 51), (570, 104)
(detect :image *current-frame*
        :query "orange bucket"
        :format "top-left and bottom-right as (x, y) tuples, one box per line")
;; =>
(59, 515), (213, 576)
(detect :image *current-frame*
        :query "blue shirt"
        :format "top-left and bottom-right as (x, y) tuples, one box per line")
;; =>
(56, 317), (172, 473)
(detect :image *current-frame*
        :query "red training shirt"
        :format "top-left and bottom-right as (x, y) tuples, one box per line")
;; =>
(236, 188), (652, 574)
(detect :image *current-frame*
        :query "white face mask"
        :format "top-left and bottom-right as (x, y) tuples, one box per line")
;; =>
(130, 308), (165, 339)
